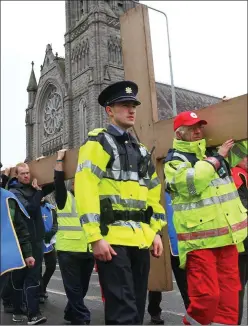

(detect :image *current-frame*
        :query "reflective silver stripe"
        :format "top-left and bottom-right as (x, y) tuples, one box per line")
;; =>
(184, 313), (201, 325)
(149, 177), (160, 190)
(176, 162), (189, 171)
(210, 176), (232, 187)
(100, 195), (146, 209)
(80, 213), (100, 225)
(173, 190), (239, 212)
(57, 193), (78, 218)
(110, 220), (142, 229)
(76, 160), (104, 179)
(152, 213), (166, 221)
(104, 169), (147, 186)
(173, 153), (189, 162)
(169, 163), (189, 189)
(57, 212), (78, 217)
(104, 133), (121, 170)
(186, 168), (197, 195)
(58, 226), (82, 231)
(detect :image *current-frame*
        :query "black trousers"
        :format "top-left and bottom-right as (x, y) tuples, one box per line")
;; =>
(11, 241), (43, 317)
(148, 254), (189, 317)
(171, 254), (189, 310)
(40, 248), (56, 295)
(57, 251), (94, 325)
(0, 274), (9, 298)
(1, 273), (13, 305)
(238, 254), (248, 325)
(96, 245), (150, 325)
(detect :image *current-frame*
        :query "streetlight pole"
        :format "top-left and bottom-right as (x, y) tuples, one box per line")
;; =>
(131, 0), (177, 116)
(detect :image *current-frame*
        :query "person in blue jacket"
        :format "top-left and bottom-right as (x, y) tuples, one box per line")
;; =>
(39, 198), (58, 303)
(148, 192), (190, 325)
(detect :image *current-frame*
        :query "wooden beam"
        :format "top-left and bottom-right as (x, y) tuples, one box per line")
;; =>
(120, 4), (173, 292)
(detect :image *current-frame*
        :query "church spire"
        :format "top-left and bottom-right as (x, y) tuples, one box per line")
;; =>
(27, 61), (38, 92)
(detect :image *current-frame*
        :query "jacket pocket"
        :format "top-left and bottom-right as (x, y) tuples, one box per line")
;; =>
(63, 231), (82, 240)
(183, 208), (216, 229)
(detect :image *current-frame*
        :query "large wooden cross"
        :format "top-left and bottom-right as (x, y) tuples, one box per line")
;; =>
(2, 3), (247, 292)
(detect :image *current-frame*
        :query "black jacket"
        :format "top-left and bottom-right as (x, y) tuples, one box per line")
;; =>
(0, 174), (9, 189)
(8, 198), (32, 259)
(8, 178), (54, 243)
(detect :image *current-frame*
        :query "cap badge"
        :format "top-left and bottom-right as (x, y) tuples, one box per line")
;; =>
(125, 87), (132, 94)
(190, 112), (198, 118)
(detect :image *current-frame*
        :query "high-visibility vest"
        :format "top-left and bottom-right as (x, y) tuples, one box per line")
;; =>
(228, 140), (247, 167)
(56, 191), (88, 252)
(75, 126), (166, 248)
(0, 188), (29, 275)
(164, 138), (247, 269)
(41, 203), (55, 254)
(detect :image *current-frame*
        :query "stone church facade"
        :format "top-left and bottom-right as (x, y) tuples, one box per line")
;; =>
(25, 0), (220, 161)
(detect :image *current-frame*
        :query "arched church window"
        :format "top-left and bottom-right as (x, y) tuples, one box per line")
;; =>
(43, 87), (63, 136)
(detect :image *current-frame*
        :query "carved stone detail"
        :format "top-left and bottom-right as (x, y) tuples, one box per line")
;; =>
(108, 36), (122, 65)
(43, 87), (63, 136)
(71, 39), (89, 76)
(42, 136), (63, 156)
(70, 21), (88, 41)
(107, 16), (120, 28)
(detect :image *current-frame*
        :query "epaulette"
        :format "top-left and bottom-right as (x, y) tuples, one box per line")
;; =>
(88, 128), (107, 137)
(139, 142), (149, 152)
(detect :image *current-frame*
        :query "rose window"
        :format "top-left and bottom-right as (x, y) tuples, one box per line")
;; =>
(43, 89), (63, 135)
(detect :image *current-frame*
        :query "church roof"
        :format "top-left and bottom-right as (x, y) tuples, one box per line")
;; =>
(155, 82), (221, 120)
(27, 61), (38, 92)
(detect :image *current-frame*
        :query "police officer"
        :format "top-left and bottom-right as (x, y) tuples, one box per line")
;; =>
(75, 81), (166, 325)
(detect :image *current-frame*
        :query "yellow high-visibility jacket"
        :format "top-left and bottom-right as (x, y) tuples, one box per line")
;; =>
(75, 125), (166, 248)
(164, 138), (247, 268)
(56, 191), (88, 252)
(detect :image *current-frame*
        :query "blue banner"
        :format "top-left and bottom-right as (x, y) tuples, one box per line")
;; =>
(0, 189), (28, 275)
(165, 192), (178, 256)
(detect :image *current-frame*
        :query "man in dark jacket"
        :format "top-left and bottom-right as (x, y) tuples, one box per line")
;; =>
(231, 156), (248, 325)
(9, 162), (54, 325)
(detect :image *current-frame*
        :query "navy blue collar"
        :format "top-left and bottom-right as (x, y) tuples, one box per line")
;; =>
(107, 125), (138, 144)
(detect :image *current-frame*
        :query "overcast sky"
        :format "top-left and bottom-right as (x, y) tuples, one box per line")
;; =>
(1, 1), (247, 167)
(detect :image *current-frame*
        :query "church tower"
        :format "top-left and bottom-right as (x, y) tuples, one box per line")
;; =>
(64, 0), (138, 148)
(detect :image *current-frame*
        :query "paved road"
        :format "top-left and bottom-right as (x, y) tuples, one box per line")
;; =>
(1, 263), (247, 325)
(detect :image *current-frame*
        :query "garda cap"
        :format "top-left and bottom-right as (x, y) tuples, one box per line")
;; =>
(98, 81), (141, 107)
(174, 111), (207, 131)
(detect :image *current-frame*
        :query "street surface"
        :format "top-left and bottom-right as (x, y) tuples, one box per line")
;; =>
(1, 263), (247, 325)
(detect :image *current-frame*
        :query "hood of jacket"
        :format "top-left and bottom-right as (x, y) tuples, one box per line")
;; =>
(173, 138), (207, 160)
(8, 178), (35, 196)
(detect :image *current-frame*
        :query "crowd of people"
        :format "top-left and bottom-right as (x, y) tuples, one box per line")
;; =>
(0, 80), (247, 325)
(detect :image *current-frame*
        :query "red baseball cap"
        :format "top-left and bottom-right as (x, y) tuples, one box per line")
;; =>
(174, 111), (207, 131)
